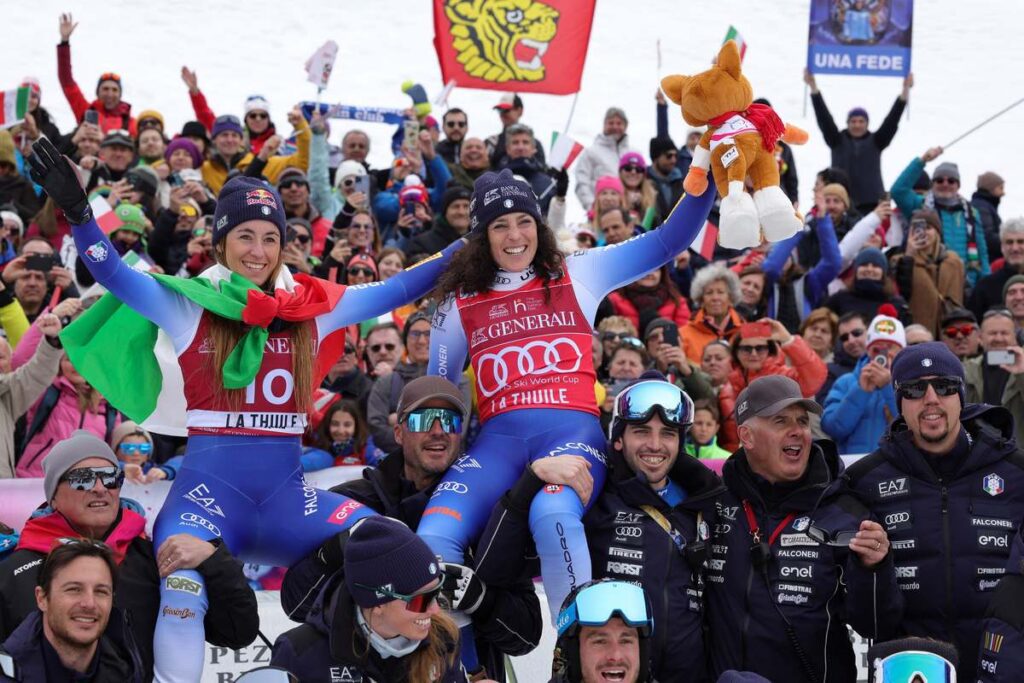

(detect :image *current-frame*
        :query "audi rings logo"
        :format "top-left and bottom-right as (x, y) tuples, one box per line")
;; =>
(180, 513), (221, 537)
(885, 512), (911, 526)
(476, 337), (582, 397)
(615, 526), (643, 538)
(434, 481), (469, 495)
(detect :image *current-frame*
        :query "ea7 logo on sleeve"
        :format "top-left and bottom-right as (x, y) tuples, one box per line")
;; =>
(878, 477), (910, 499)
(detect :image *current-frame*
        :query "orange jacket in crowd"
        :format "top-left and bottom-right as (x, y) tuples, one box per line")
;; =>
(717, 334), (827, 451)
(680, 307), (744, 364)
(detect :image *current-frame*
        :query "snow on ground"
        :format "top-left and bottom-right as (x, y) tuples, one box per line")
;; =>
(9, 0), (1024, 224)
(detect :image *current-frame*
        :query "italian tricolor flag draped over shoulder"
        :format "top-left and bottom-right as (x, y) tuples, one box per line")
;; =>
(0, 87), (30, 128)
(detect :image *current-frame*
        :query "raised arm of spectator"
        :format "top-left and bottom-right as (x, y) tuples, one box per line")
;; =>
(181, 67), (215, 132)
(762, 230), (803, 284)
(263, 108), (312, 183)
(419, 132), (452, 213)
(890, 155), (932, 217)
(307, 112), (339, 219)
(0, 282), (30, 349)
(874, 73), (912, 150)
(838, 210), (883, 272)
(655, 88), (669, 139)
(56, 13), (88, 123)
(805, 212), (843, 301)
(804, 69), (842, 148)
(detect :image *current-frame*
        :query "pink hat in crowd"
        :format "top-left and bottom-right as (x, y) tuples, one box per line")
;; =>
(595, 175), (625, 197)
(619, 151), (646, 171)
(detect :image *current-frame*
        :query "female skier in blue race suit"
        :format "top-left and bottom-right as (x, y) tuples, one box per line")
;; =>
(28, 139), (463, 682)
(422, 169), (714, 659)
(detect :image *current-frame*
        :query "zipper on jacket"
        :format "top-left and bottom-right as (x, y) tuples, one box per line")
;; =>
(940, 483), (954, 641)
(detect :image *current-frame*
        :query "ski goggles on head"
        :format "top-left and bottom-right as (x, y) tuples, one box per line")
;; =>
(404, 408), (463, 434)
(611, 380), (694, 435)
(872, 650), (957, 683)
(556, 581), (653, 637)
(353, 581), (443, 613)
(61, 466), (124, 492)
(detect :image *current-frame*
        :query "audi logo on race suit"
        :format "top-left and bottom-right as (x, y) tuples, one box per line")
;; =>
(433, 481), (469, 495)
(476, 337), (582, 397)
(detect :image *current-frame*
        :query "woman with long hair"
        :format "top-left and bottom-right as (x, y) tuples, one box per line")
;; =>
(271, 516), (469, 682)
(303, 398), (373, 468)
(422, 168), (713, 656)
(28, 138), (465, 681)
(618, 151), (659, 226)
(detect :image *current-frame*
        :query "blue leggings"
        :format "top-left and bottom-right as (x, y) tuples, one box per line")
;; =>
(416, 409), (607, 622)
(151, 435), (375, 682)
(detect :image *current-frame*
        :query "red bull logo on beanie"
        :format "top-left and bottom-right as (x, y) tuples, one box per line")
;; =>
(245, 188), (278, 209)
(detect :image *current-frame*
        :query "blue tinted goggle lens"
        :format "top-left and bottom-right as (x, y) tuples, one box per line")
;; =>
(119, 443), (152, 455)
(556, 581), (653, 637)
(405, 408), (462, 434)
(613, 381), (693, 427)
(875, 651), (956, 683)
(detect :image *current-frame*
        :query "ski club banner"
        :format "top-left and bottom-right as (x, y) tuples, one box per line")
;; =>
(433, 0), (597, 94)
(807, 0), (913, 77)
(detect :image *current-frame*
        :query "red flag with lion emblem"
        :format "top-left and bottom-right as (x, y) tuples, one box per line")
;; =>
(433, 0), (596, 95)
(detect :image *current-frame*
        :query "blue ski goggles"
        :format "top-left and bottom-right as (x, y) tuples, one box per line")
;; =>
(404, 408), (463, 434)
(610, 380), (694, 436)
(873, 650), (957, 683)
(556, 580), (653, 637)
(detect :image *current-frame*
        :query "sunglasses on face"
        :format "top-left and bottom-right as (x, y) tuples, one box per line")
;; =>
(839, 328), (865, 343)
(279, 180), (308, 191)
(897, 377), (963, 400)
(601, 331), (631, 343)
(353, 582), (443, 612)
(369, 342), (396, 353)
(349, 223), (374, 231)
(247, 112), (269, 120)
(933, 176), (959, 186)
(621, 165), (644, 173)
(943, 323), (976, 338)
(118, 443), (152, 455)
(289, 233), (311, 245)
(404, 407), (463, 434)
(445, 120), (467, 128)
(617, 337), (645, 350)
(138, 119), (161, 131)
(61, 466), (125, 492)
(737, 343), (770, 355)
(349, 267), (375, 278)
(662, 151), (678, 159)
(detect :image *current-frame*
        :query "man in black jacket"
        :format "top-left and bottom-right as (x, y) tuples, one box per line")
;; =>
(804, 69), (913, 214)
(406, 185), (472, 261)
(704, 375), (900, 682)
(968, 217), (1024, 320)
(846, 342), (1024, 681)
(472, 371), (724, 682)
(0, 431), (258, 681)
(0, 542), (142, 682)
(281, 376), (542, 682)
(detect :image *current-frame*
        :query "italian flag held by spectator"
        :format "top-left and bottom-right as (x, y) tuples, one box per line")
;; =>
(0, 87), (30, 128)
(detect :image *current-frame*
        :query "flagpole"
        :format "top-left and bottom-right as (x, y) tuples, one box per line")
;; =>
(562, 91), (580, 137)
(943, 94), (1024, 150)
(802, 83), (808, 118)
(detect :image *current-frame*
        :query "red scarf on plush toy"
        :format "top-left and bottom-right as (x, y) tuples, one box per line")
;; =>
(17, 509), (147, 565)
(708, 103), (786, 152)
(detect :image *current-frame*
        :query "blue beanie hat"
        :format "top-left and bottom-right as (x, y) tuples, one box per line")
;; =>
(469, 169), (543, 233)
(344, 517), (441, 608)
(211, 114), (244, 139)
(847, 106), (869, 122)
(891, 341), (966, 410)
(854, 247), (888, 275)
(212, 176), (286, 245)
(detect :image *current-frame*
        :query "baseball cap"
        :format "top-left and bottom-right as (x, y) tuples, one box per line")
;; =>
(939, 307), (977, 328)
(396, 376), (467, 420)
(100, 129), (134, 149)
(734, 375), (821, 426)
(493, 93), (523, 111)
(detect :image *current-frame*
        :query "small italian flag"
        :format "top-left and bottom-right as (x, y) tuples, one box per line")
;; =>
(549, 132), (584, 170)
(723, 26), (747, 62)
(0, 86), (30, 128)
(89, 195), (126, 235)
(694, 220), (720, 260)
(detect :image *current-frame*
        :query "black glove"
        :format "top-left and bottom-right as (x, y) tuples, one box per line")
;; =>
(439, 561), (487, 614)
(553, 167), (569, 199)
(28, 138), (91, 224)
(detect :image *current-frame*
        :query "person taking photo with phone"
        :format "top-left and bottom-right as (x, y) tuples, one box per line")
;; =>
(891, 209), (965, 337)
(964, 308), (1024, 447)
(822, 312), (906, 454)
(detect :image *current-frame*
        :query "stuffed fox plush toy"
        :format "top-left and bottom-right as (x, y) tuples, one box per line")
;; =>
(662, 40), (809, 249)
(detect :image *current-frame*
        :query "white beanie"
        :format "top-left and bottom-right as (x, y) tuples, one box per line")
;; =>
(244, 95), (271, 115)
(0, 211), (23, 235)
(334, 159), (368, 189)
(866, 314), (906, 349)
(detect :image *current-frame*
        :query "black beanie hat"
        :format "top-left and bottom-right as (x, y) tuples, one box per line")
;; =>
(212, 176), (287, 245)
(344, 517), (441, 608)
(441, 184), (472, 217)
(469, 169), (542, 232)
(649, 136), (677, 160)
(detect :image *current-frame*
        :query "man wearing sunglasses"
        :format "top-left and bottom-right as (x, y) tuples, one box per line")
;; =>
(846, 341), (1024, 681)
(939, 307), (981, 360)
(892, 146), (991, 289)
(704, 374), (900, 682)
(278, 168), (332, 258)
(647, 136), (685, 223)
(364, 322), (404, 379)
(818, 312), (869, 403)
(437, 109), (469, 164)
(0, 431), (258, 681)
(281, 376), (541, 682)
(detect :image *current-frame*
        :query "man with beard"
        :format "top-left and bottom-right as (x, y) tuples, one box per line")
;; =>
(846, 342), (1024, 681)
(496, 125), (557, 212)
(939, 308), (981, 360)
